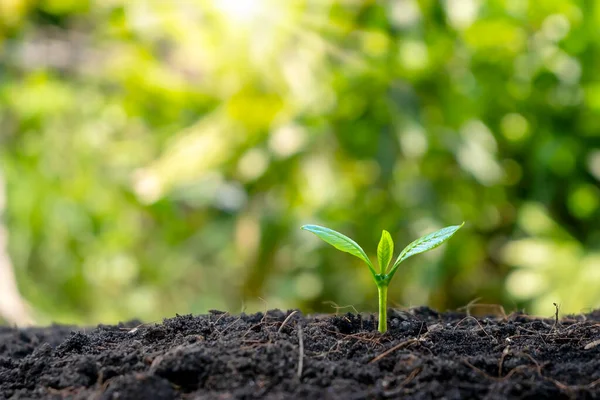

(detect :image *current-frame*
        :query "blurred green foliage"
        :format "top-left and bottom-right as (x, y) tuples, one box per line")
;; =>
(1, 0), (600, 324)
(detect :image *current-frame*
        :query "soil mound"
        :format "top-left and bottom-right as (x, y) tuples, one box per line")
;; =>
(1, 308), (600, 399)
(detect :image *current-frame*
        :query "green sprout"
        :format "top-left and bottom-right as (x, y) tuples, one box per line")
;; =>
(301, 223), (464, 333)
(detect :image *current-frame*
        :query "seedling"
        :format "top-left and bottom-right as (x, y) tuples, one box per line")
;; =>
(301, 223), (464, 333)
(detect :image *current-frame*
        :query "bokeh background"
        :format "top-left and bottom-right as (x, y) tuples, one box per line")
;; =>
(1, 0), (599, 325)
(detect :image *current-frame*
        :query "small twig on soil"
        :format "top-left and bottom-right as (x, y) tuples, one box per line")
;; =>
(457, 298), (507, 319)
(402, 366), (422, 386)
(584, 338), (600, 350)
(583, 377), (600, 390)
(322, 301), (360, 316)
(382, 367), (423, 397)
(518, 352), (572, 392)
(278, 310), (298, 333)
(149, 355), (164, 374)
(498, 346), (510, 377)
(368, 338), (419, 364)
(215, 317), (241, 336)
(509, 326), (549, 345)
(462, 359), (496, 380)
(258, 297), (270, 323)
(297, 325), (304, 379)
(213, 311), (230, 326)
(417, 321), (427, 337)
(458, 297), (482, 317)
(121, 322), (155, 334)
(323, 301), (363, 330)
(453, 316), (497, 343)
(468, 350), (600, 396)
(464, 358), (535, 383)
(323, 329), (385, 347)
(241, 323), (262, 338)
(312, 340), (342, 359)
(517, 352), (543, 370)
(551, 303), (560, 332)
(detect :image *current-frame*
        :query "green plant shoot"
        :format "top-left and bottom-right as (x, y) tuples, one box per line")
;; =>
(301, 223), (464, 333)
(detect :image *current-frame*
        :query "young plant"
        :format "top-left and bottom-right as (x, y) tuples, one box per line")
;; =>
(301, 223), (464, 333)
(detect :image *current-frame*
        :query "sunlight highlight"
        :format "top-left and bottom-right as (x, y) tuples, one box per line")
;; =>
(214, 0), (266, 23)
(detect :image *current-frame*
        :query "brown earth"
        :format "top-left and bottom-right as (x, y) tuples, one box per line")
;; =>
(1, 307), (600, 399)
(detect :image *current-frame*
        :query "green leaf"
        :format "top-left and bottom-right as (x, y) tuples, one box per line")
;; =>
(387, 223), (464, 279)
(301, 224), (377, 277)
(377, 230), (394, 274)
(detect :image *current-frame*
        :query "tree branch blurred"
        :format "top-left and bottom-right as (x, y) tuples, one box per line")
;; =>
(0, 170), (33, 326)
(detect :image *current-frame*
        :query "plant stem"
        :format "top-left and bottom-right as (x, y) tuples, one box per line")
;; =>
(377, 284), (388, 333)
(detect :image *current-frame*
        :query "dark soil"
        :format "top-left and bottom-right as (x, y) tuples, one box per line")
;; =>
(1, 307), (600, 399)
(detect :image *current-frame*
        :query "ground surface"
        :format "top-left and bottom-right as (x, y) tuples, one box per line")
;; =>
(1, 307), (600, 399)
